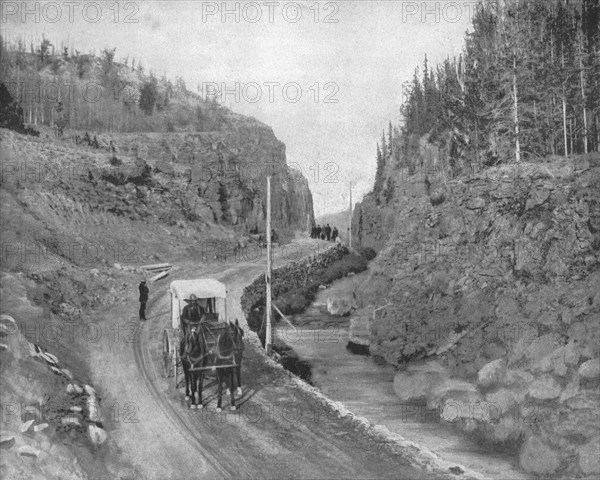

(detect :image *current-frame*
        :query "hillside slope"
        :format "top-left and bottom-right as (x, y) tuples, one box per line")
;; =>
(1, 123), (313, 272)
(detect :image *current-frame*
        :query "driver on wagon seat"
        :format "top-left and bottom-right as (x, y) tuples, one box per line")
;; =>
(181, 294), (205, 333)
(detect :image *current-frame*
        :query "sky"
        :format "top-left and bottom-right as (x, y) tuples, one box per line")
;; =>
(2, 0), (475, 216)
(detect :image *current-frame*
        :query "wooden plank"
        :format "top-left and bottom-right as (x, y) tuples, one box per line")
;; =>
(150, 270), (169, 283)
(146, 267), (171, 274)
(141, 263), (172, 271)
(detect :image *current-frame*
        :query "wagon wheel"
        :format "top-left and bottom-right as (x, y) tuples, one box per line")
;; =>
(173, 341), (180, 390)
(162, 330), (174, 379)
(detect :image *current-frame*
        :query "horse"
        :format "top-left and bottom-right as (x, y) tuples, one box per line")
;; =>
(179, 321), (238, 411)
(224, 319), (244, 396)
(179, 322), (201, 405)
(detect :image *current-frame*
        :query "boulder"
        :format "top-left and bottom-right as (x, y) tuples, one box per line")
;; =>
(392, 361), (449, 404)
(566, 391), (600, 410)
(20, 419), (34, 433)
(560, 376), (580, 403)
(525, 187), (551, 211)
(528, 375), (561, 400)
(555, 408), (599, 439)
(87, 395), (102, 422)
(0, 314), (17, 329)
(84, 385), (96, 396)
(578, 358), (600, 379)
(88, 424), (108, 446)
(466, 197), (486, 210)
(61, 416), (81, 426)
(326, 295), (357, 317)
(439, 389), (486, 423)
(519, 435), (560, 474)
(67, 384), (83, 395)
(33, 423), (49, 432)
(348, 313), (370, 346)
(503, 369), (534, 387)
(477, 359), (506, 387)
(0, 433), (15, 449)
(428, 378), (480, 411)
(563, 341), (581, 366)
(535, 348), (568, 376)
(488, 415), (524, 442)
(578, 437), (600, 475)
(39, 351), (58, 365)
(393, 370), (444, 404)
(512, 333), (562, 365)
(18, 445), (41, 458)
(485, 388), (525, 416)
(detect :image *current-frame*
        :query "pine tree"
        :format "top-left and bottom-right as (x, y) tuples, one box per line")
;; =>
(387, 122), (393, 158)
(139, 76), (158, 115)
(373, 143), (384, 203)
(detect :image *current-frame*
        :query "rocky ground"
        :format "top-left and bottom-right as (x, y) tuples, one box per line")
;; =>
(351, 155), (600, 478)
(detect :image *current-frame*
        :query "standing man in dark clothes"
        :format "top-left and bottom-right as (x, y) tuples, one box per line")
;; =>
(331, 227), (338, 242)
(316, 225), (322, 239)
(139, 280), (149, 321)
(325, 224), (332, 241)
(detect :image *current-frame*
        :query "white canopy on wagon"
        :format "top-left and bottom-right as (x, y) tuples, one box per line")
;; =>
(169, 279), (227, 329)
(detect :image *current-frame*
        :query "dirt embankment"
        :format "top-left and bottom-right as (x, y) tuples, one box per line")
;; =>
(352, 155), (600, 478)
(0, 272), (121, 479)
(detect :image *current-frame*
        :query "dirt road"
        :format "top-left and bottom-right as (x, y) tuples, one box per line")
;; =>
(85, 239), (468, 479)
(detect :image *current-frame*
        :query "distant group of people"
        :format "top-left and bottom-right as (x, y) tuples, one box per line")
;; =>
(310, 223), (339, 242)
(75, 131), (100, 149)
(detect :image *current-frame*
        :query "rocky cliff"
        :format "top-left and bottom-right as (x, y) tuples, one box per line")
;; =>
(93, 117), (313, 234)
(352, 154), (600, 477)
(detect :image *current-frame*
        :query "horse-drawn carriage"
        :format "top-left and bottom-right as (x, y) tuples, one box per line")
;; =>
(162, 279), (244, 410)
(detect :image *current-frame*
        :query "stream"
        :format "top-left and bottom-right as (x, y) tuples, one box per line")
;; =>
(274, 271), (530, 480)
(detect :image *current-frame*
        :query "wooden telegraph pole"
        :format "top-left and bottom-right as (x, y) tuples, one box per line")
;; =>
(265, 175), (272, 355)
(348, 181), (353, 249)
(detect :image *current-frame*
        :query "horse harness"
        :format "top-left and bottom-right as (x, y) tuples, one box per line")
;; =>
(184, 321), (238, 371)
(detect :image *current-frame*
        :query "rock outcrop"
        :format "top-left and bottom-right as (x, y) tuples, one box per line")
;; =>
(106, 124), (314, 233)
(353, 155), (600, 478)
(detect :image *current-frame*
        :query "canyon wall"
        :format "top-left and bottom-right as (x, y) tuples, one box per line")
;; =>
(352, 155), (600, 477)
(105, 116), (314, 234)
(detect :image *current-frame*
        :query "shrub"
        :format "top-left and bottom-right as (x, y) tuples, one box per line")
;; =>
(0, 83), (39, 137)
(275, 291), (311, 315)
(430, 190), (446, 206)
(356, 246), (377, 261)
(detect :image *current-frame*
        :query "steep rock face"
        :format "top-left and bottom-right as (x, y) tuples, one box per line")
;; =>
(104, 121), (314, 233)
(353, 155), (600, 477)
